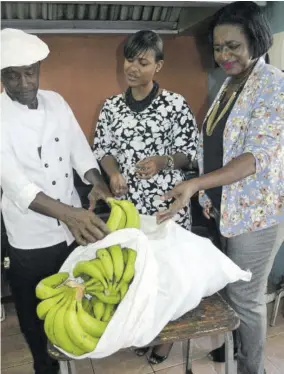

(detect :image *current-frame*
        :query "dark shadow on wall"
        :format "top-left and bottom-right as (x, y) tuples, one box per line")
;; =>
(115, 36), (128, 93)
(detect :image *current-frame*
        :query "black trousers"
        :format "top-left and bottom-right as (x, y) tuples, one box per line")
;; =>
(8, 240), (77, 374)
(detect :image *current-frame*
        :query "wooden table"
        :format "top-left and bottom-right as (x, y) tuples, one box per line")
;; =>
(48, 293), (240, 374)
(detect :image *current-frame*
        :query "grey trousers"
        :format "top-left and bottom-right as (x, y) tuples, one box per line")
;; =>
(220, 223), (284, 374)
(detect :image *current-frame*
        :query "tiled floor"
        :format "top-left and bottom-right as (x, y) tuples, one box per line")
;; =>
(1, 300), (283, 374)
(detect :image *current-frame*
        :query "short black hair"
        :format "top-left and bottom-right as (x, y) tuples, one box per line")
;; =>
(209, 1), (273, 59)
(124, 30), (164, 62)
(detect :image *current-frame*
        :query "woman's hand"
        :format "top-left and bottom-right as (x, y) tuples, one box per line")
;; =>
(156, 179), (199, 224)
(109, 172), (128, 197)
(135, 156), (167, 179)
(203, 207), (212, 220)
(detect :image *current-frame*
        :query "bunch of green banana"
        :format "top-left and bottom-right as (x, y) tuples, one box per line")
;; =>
(35, 198), (140, 355)
(106, 198), (140, 231)
(37, 281), (109, 356)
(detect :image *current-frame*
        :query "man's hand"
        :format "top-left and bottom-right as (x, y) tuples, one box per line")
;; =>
(135, 156), (166, 180)
(109, 173), (128, 197)
(156, 179), (199, 224)
(61, 207), (110, 246)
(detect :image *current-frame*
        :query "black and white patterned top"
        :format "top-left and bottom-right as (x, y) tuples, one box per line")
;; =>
(93, 89), (198, 229)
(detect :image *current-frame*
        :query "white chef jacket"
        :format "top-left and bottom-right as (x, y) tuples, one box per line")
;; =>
(1, 89), (99, 249)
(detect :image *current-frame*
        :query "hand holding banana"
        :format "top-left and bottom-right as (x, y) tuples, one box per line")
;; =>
(35, 198), (139, 356)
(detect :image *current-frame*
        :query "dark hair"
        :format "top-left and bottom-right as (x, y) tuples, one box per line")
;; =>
(209, 1), (273, 59)
(124, 30), (164, 62)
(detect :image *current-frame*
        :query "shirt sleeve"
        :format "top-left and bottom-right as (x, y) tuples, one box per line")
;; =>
(60, 98), (100, 184)
(243, 84), (284, 174)
(1, 134), (42, 213)
(171, 96), (199, 161)
(93, 100), (118, 161)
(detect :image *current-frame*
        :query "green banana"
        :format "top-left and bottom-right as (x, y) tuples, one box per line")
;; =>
(106, 201), (124, 231)
(92, 291), (120, 305)
(64, 299), (98, 353)
(92, 299), (105, 320)
(102, 304), (115, 322)
(122, 248), (128, 265)
(96, 248), (114, 283)
(77, 300), (108, 338)
(53, 291), (86, 356)
(81, 274), (91, 282)
(85, 283), (105, 293)
(36, 272), (69, 300)
(108, 245), (124, 284)
(117, 208), (127, 229)
(73, 261), (108, 288)
(82, 297), (93, 316)
(120, 281), (129, 300)
(89, 258), (108, 280)
(83, 278), (100, 288)
(113, 200), (140, 229)
(36, 291), (66, 320)
(122, 248), (137, 283)
(44, 290), (70, 345)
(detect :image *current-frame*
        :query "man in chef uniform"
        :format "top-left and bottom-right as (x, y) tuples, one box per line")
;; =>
(1, 28), (112, 374)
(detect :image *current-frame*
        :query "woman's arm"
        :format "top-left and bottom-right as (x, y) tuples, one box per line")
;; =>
(156, 153), (256, 224)
(100, 155), (120, 178)
(195, 152), (256, 191)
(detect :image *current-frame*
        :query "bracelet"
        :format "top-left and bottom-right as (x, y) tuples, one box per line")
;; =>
(164, 155), (174, 171)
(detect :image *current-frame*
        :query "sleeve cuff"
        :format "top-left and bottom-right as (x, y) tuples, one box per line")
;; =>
(78, 158), (101, 185)
(15, 183), (42, 213)
(243, 149), (269, 174)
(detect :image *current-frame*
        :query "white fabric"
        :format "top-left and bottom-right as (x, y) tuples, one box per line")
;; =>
(1, 28), (50, 70)
(1, 90), (100, 249)
(59, 215), (251, 359)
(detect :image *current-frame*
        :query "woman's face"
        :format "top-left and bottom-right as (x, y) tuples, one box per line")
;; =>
(213, 24), (254, 76)
(124, 49), (163, 87)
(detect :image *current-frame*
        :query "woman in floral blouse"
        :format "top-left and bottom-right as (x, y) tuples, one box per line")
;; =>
(93, 30), (198, 364)
(157, 2), (284, 374)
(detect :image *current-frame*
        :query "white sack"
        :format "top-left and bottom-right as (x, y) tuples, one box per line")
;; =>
(58, 215), (251, 359)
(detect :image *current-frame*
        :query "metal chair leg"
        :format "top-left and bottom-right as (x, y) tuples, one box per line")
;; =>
(270, 288), (284, 327)
(225, 331), (235, 374)
(185, 339), (193, 374)
(59, 360), (77, 374)
(1, 303), (5, 322)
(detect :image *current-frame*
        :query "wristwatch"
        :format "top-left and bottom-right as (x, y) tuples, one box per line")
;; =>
(164, 155), (174, 171)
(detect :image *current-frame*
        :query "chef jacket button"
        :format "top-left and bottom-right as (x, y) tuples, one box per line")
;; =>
(55, 137), (59, 142)
(65, 173), (69, 178)
(44, 163), (49, 168)
(52, 181), (56, 185)
(59, 157), (63, 161)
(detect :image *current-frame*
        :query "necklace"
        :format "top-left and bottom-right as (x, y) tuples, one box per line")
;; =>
(125, 81), (159, 113)
(206, 90), (237, 136)
(206, 79), (246, 136)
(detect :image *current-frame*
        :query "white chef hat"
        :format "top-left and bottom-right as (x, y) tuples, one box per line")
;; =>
(1, 28), (50, 70)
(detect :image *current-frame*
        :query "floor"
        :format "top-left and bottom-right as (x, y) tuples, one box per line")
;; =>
(1, 300), (284, 374)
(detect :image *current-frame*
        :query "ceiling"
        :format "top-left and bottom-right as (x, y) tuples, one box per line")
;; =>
(0, 1), (267, 35)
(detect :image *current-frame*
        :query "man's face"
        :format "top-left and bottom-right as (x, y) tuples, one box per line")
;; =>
(1, 62), (40, 106)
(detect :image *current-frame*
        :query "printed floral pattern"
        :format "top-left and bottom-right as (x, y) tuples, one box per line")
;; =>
(93, 90), (198, 229)
(199, 58), (284, 237)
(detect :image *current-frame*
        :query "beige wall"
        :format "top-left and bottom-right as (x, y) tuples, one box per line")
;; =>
(39, 34), (208, 142)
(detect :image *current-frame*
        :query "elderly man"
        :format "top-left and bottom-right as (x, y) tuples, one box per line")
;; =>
(1, 28), (112, 374)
